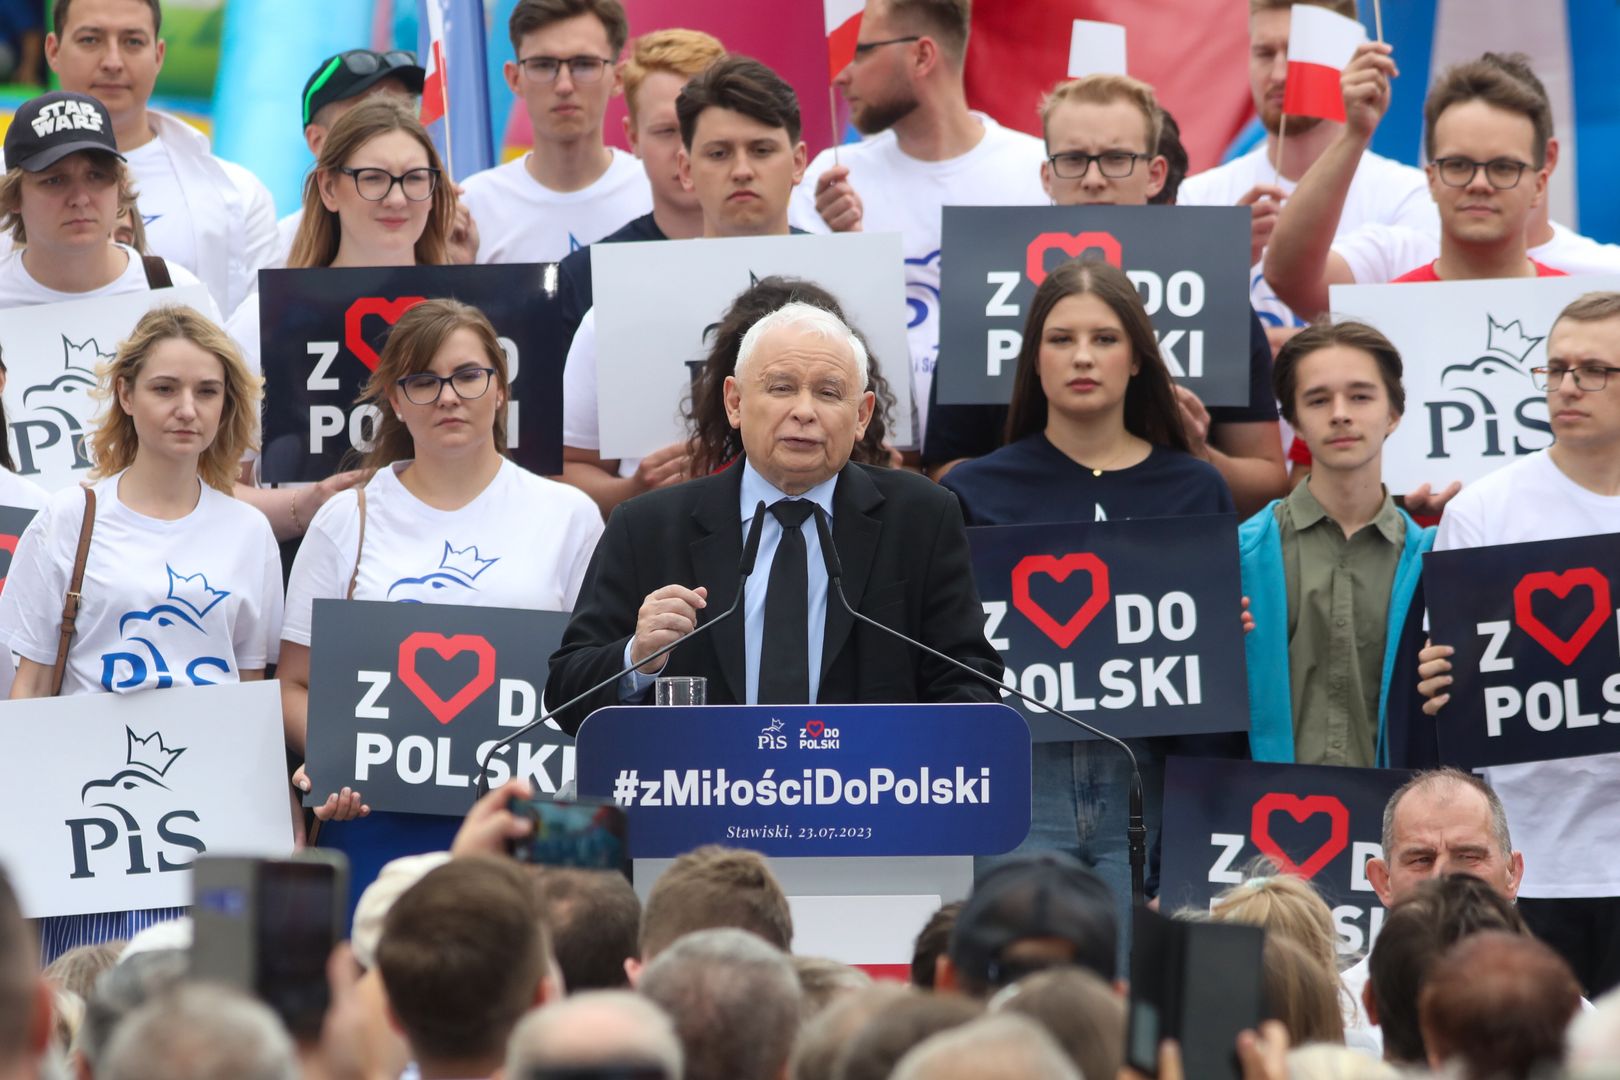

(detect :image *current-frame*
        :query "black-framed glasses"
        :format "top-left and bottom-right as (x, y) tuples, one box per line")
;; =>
(1432, 156), (1532, 189)
(1531, 363), (1620, 391)
(396, 367), (498, 405)
(338, 166), (440, 202)
(517, 55), (613, 84)
(1047, 150), (1148, 180)
(852, 35), (921, 58)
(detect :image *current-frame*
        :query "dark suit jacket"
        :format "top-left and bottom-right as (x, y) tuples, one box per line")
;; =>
(546, 461), (1004, 734)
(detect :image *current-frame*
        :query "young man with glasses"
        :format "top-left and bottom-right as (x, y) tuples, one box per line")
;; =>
(789, 0), (1047, 447)
(461, 0), (651, 263)
(1416, 291), (1620, 998)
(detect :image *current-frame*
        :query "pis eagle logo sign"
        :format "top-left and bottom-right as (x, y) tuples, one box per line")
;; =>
(1426, 315), (1552, 462)
(66, 727), (206, 881)
(11, 335), (107, 477)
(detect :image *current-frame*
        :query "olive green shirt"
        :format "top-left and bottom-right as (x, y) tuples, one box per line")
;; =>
(1276, 480), (1405, 766)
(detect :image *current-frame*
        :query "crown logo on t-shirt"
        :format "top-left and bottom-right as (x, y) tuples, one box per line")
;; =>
(124, 727), (185, 779)
(439, 543), (498, 582)
(1484, 316), (1544, 367)
(165, 566), (230, 619)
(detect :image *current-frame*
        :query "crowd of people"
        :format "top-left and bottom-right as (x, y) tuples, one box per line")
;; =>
(1, 0), (1620, 1075)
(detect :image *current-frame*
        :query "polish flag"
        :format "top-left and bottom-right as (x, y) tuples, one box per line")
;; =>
(825, 0), (864, 80)
(419, 1), (448, 126)
(1282, 5), (1366, 122)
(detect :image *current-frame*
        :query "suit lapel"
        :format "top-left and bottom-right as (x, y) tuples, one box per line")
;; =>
(821, 463), (884, 683)
(690, 466), (747, 704)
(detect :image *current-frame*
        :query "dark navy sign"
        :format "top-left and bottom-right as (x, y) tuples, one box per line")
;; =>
(1158, 757), (1411, 958)
(1425, 531), (1620, 768)
(968, 516), (1249, 742)
(258, 264), (569, 483)
(0, 504), (38, 596)
(304, 599), (571, 816)
(573, 703), (1031, 859)
(935, 205), (1251, 407)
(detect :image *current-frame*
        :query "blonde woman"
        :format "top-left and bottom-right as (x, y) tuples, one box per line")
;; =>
(0, 305), (283, 959)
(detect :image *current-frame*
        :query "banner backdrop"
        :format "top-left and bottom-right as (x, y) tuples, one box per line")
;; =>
(257, 265), (567, 483)
(0, 681), (292, 919)
(1158, 756), (1411, 958)
(304, 599), (573, 816)
(966, 517), (1249, 742)
(935, 206), (1252, 407)
(0, 505), (39, 596)
(1328, 275), (1620, 491)
(592, 233), (913, 457)
(0, 286), (213, 491)
(1424, 532), (1620, 769)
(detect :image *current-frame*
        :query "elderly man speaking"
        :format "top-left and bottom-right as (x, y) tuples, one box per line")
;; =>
(547, 301), (1002, 732)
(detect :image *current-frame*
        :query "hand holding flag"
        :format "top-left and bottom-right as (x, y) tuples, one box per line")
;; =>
(1338, 41), (1399, 140)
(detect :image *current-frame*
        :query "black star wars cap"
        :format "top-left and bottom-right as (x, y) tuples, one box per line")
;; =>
(5, 91), (124, 173)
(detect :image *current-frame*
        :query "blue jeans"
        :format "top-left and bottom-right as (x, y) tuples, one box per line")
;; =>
(975, 738), (1164, 974)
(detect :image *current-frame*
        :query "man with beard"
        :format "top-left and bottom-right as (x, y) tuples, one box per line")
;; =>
(788, 0), (1047, 445)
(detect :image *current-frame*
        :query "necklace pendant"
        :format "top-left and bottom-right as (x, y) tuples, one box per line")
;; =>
(1092, 468), (1102, 477)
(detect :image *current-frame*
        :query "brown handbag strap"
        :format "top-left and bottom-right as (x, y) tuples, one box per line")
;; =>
(346, 487), (367, 600)
(140, 255), (173, 290)
(51, 486), (96, 696)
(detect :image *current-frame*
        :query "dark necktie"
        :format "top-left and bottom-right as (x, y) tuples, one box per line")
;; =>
(757, 498), (816, 704)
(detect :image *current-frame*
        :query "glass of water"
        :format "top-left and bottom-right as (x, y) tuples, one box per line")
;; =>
(655, 675), (707, 707)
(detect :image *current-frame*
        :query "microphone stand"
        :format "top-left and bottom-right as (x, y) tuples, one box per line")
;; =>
(473, 502), (769, 800)
(811, 507), (1148, 909)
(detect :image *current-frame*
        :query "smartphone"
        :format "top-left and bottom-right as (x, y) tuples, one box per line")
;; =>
(1125, 907), (1265, 1080)
(190, 851), (348, 1040)
(508, 797), (630, 878)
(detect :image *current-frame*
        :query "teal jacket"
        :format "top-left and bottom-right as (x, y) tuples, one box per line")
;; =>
(1238, 500), (1433, 766)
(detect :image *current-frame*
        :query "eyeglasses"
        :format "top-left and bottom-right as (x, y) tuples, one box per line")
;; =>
(1432, 156), (1533, 190)
(1531, 363), (1620, 391)
(517, 55), (613, 84)
(852, 35), (921, 59)
(338, 166), (440, 202)
(303, 49), (420, 125)
(1047, 150), (1148, 180)
(396, 367), (498, 405)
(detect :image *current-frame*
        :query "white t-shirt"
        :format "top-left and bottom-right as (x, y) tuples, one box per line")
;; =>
(789, 113), (1049, 437)
(271, 209), (302, 270)
(1335, 221), (1620, 284)
(281, 457), (604, 646)
(0, 470), (48, 512)
(1177, 144), (1434, 328)
(0, 472), (283, 695)
(125, 138), (199, 283)
(460, 149), (652, 264)
(1434, 448), (1620, 897)
(0, 244), (213, 316)
(225, 294), (263, 378)
(560, 307), (638, 477)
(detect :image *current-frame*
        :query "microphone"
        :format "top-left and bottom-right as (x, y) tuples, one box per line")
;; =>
(810, 506), (1149, 909)
(474, 501), (769, 799)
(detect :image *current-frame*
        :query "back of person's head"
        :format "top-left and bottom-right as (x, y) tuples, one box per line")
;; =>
(833, 989), (983, 1080)
(350, 853), (452, 971)
(623, 29), (726, 121)
(889, 1014), (1082, 1080)
(1150, 108), (1188, 205)
(1039, 74), (1163, 151)
(505, 990), (683, 1079)
(97, 983), (297, 1080)
(376, 855), (551, 1068)
(879, 0), (972, 67)
(1271, 318), (1406, 428)
(1286, 1043), (1402, 1080)
(77, 949), (188, 1072)
(0, 868), (42, 1074)
(792, 955), (872, 1018)
(638, 927), (801, 1080)
(1424, 53), (1552, 167)
(43, 942), (126, 1003)
(1262, 932), (1345, 1046)
(1567, 985), (1620, 1073)
(508, 0), (629, 56)
(990, 967), (1125, 1080)
(1367, 873), (1528, 1064)
(911, 902), (963, 989)
(677, 54), (802, 147)
(790, 984), (910, 1080)
(1420, 931), (1580, 1079)
(946, 852), (1118, 996)
(534, 867), (642, 991)
(1209, 868), (1341, 977)
(639, 846), (793, 959)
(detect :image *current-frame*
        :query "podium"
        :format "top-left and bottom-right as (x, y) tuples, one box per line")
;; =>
(574, 703), (1031, 969)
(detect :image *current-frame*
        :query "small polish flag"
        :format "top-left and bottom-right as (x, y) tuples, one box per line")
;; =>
(1282, 5), (1366, 123)
(420, 2), (448, 126)
(825, 0), (864, 81)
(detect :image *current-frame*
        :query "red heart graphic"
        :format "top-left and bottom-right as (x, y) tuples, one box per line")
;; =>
(805, 719), (825, 737)
(397, 632), (496, 725)
(0, 533), (17, 596)
(1512, 567), (1612, 666)
(1024, 231), (1123, 286)
(1011, 553), (1110, 649)
(344, 296), (428, 371)
(1250, 793), (1349, 881)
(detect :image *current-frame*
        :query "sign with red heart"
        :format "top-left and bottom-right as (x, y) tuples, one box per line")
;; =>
(1024, 231), (1122, 286)
(396, 632), (496, 725)
(0, 506), (39, 597)
(344, 296), (426, 372)
(1011, 552), (1110, 649)
(1512, 567), (1611, 666)
(805, 719), (825, 738)
(1249, 793), (1349, 880)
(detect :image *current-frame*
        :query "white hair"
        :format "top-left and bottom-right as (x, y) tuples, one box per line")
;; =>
(890, 1014), (1080, 1080)
(1568, 987), (1620, 1072)
(98, 984), (298, 1080)
(733, 301), (869, 390)
(506, 991), (683, 1078)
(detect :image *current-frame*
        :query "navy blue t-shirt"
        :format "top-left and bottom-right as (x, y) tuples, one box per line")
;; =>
(941, 432), (1234, 526)
(556, 211), (668, 348)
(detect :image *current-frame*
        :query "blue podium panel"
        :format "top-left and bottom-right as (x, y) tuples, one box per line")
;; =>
(574, 703), (1032, 859)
